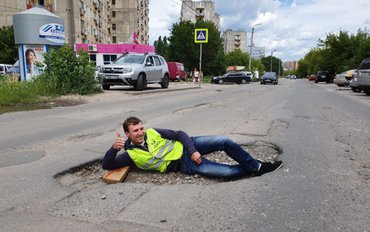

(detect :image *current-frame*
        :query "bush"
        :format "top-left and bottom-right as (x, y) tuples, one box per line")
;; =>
(43, 45), (100, 95)
(0, 45), (101, 107)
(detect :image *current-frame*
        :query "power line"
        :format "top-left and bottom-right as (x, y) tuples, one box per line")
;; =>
(170, 0), (182, 8)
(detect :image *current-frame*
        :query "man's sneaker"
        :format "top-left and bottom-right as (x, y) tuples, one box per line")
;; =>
(254, 161), (283, 176)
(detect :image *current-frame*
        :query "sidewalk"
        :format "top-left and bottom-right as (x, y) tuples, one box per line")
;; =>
(55, 81), (202, 105)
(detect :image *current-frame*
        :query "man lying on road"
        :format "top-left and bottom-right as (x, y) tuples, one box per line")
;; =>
(102, 116), (283, 178)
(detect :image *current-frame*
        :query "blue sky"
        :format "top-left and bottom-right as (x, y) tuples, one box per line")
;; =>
(149, 0), (369, 62)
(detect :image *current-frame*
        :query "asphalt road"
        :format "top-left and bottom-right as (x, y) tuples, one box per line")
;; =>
(0, 79), (369, 231)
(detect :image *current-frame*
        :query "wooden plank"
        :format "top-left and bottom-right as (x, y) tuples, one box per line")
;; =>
(102, 166), (130, 184)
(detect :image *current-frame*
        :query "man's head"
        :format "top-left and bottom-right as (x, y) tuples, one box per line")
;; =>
(123, 116), (145, 145)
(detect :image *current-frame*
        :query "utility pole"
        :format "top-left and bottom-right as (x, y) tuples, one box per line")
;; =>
(270, 49), (277, 72)
(248, 23), (262, 72)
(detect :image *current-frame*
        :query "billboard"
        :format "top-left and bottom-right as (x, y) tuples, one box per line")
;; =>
(13, 7), (64, 81)
(13, 7), (65, 46)
(19, 44), (47, 81)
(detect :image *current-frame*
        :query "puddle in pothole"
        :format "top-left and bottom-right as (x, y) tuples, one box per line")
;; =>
(55, 141), (281, 186)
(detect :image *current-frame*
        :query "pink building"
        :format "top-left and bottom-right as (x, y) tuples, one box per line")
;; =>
(74, 43), (155, 66)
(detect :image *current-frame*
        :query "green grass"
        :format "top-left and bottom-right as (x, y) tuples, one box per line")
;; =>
(0, 45), (100, 110)
(0, 77), (40, 106)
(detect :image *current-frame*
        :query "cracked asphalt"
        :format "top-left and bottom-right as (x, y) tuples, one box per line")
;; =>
(0, 80), (369, 231)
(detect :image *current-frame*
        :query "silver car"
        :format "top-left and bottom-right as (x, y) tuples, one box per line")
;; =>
(98, 52), (170, 91)
(334, 69), (355, 87)
(352, 58), (370, 95)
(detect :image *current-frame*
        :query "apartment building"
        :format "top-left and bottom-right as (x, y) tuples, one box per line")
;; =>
(0, 0), (149, 46)
(111, 0), (149, 44)
(62, 0), (112, 45)
(283, 60), (299, 70)
(0, 1), (23, 27)
(180, 0), (220, 29)
(222, 29), (247, 53)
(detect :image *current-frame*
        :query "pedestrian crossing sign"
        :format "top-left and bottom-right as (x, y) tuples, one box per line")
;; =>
(194, 28), (208, 43)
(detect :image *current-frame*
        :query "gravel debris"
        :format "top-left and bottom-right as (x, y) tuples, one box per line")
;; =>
(56, 142), (280, 186)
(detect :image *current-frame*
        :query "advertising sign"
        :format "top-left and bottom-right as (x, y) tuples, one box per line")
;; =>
(39, 23), (65, 44)
(22, 45), (47, 80)
(13, 7), (65, 46)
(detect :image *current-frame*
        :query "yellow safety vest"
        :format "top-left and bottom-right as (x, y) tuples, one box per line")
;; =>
(127, 128), (183, 173)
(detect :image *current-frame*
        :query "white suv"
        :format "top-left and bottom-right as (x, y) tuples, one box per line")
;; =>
(0, 64), (13, 75)
(98, 52), (170, 91)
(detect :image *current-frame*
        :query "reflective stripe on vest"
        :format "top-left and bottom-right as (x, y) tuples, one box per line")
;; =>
(141, 139), (175, 169)
(127, 128), (183, 172)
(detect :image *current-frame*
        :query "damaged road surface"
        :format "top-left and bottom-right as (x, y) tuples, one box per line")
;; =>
(0, 81), (369, 231)
(51, 142), (281, 226)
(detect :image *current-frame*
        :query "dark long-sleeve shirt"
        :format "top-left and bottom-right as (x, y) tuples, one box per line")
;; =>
(102, 128), (197, 172)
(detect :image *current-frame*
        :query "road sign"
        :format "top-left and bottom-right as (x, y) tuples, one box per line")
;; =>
(194, 28), (208, 43)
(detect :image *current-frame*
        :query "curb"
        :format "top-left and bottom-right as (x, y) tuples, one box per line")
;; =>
(130, 86), (202, 95)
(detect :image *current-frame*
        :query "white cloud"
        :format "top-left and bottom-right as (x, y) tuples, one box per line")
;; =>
(254, 12), (277, 26)
(149, 0), (181, 42)
(149, 0), (369, 61)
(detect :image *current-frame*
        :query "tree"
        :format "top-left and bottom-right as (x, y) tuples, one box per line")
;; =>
(260, 56), (282, 74)
(352, 29), (370, 64)
(224, 49), (265, 76)
(153, 36), (162, 53)
(168, 20), (197, 73)
(162, 36), (169, 60)
(194, 20), (225, 75)
(297, 58), (309, 78)
(168, 20), (225, 76)
(296, 48), (324, 77)
(225, 49), (249, 67)
(0, 26), (18, 64)
(318, 29), (370, 73)
(251, 59), (266, 74)
(154, 36), (170, 60)
(297, 28), (370, 77)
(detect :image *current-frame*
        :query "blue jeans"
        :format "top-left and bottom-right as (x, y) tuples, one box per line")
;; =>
(180, 136), (261, 178)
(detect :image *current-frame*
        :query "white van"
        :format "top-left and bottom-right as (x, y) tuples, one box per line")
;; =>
(0, 64), (13, 75)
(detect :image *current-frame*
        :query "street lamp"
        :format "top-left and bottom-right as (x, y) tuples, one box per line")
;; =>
(270, 49), (277, 72)
(248, 23), (262, 71)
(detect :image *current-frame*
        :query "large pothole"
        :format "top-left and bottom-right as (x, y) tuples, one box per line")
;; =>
(55, 141), (281, 187)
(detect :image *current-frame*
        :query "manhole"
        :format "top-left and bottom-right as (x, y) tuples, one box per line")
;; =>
(55, 142), (281, 186)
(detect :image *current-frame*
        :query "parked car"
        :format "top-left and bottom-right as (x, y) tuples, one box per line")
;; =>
(98, 52), (170, 91)
(0, 64), (13, 75)
(315, 71), (331, 83)
(167, 62), (187, 81)
(308, 74), (317, 81)
(260, 72), (278, 84)
(352, 58), (370, 95)
(211, 71), (252, 84)
(334, 69), (355, 87)
(95, 65), (101, 80)
(349, 78), (362, 93)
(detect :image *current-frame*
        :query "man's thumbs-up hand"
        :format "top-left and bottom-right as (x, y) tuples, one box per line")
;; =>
(113, 130), (125, 150)
(116, 130), (122, 138)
